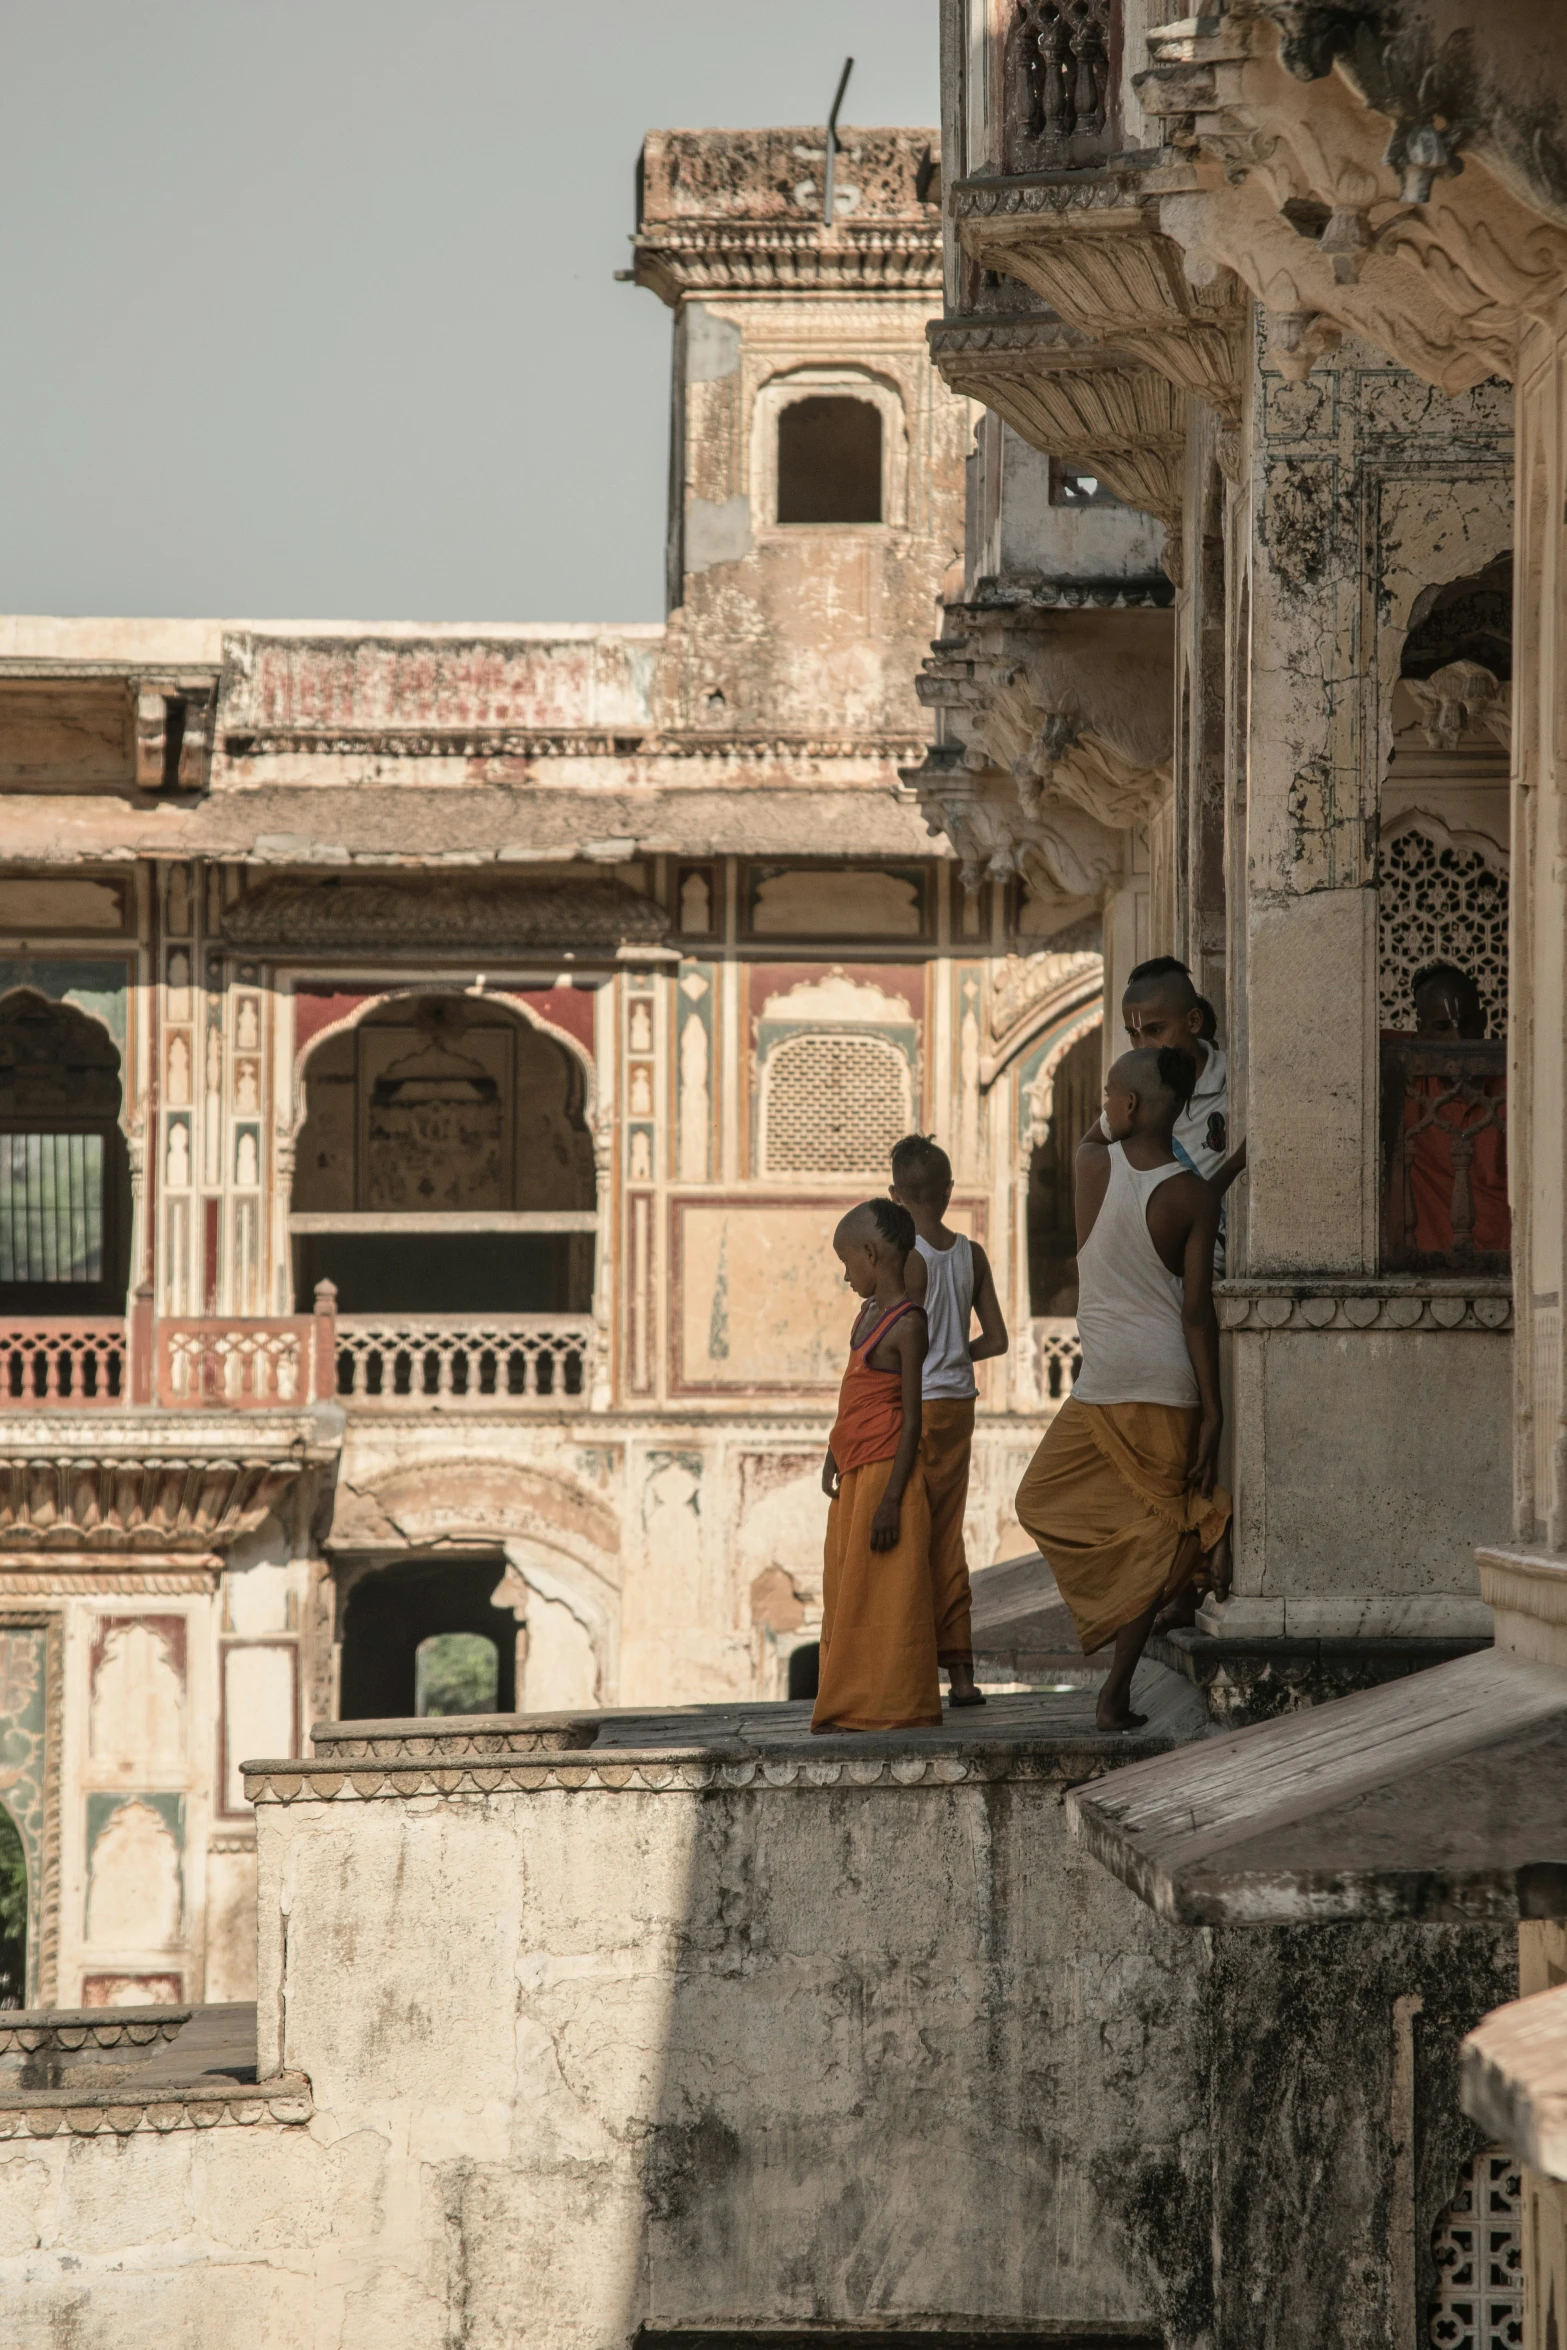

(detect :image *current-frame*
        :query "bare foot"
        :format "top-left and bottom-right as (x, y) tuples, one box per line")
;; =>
(1153, 1584), (1201, 1635)
(945, 1660), (986, 1708)
(1095, 1703), (1148, 1732)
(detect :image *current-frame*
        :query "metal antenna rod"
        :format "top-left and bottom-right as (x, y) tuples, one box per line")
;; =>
(824, 56), (854, 227)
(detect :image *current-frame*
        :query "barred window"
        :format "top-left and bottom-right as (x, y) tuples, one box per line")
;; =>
(0, 1132), (105, 1284)
(760, 1033), (913, 1175)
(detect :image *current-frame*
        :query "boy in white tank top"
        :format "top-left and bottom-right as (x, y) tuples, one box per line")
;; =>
(1014, 1047), (1233, 1731)
(890, 1135), (1009, 1708)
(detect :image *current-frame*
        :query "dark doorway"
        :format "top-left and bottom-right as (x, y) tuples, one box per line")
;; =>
(776, 397), (882, 524)
(787, 1642), (820, 1701)
(1027, 1025), (1101, 1315)
(339, 1557), (518, 1720)
(0, 990), (131, 1314)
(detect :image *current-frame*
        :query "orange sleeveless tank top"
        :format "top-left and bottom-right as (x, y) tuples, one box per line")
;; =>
(829, 1299), (917, 1476)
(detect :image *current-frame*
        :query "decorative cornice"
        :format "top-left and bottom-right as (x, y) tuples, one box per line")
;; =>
(246, 1743), (1132, 1804)
(0, 1565), (220, 1592)
(631, 222), (943, 302)
(0, 1453), (317, 1554)
(0, 2074), (312, 2140)
(1217, 1284), (1513, 1334)
(0, 2005), (189, 2060)
(224, 728), (930, 764)
(222, 873), (671, 954)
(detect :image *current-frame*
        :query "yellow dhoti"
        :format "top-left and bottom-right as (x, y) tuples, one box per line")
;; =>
(920, 1396), (975, 1664)
(1014, 1397), (1232, 1655)
(812, 1457), (941, 1733)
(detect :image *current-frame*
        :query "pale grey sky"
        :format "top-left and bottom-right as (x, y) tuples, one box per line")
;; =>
(0, 1), (938, 623)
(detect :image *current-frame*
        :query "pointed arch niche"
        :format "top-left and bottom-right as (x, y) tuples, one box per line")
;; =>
(289, 993), (597, 1314)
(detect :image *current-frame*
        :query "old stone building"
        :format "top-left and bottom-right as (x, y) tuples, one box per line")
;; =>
(8, 13), (1567, 2347)
(0, 125), (1160, 2015)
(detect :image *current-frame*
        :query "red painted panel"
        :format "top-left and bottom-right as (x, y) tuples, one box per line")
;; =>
(747, 963), (925, 1025)
(293, 987), (373, 1057)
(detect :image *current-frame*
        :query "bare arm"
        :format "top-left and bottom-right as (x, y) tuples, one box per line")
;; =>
(903, 1247), (928, 1307)
(1212, 1136), (1247, 1200)
(1180, 1185), (1224, 1495)
(966, 1239), (1009, 1361)
(870, 1310), (926, 1551)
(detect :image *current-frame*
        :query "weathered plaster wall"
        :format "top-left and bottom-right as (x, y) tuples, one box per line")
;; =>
(2, 1759), (1212, 2345)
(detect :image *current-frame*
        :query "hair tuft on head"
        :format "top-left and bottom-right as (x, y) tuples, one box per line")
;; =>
(1156, 1045), (1198, 1109)
(889, 1132), (952, 1204)
(860, 1196), (916, 1255)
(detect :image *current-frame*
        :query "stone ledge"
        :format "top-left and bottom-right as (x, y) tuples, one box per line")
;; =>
(1461, 1981), (1567, 2182)
(0, 2072), (313, 2140)
(1216, 1281), (1512, 1334)
(245, 1748), (1116, 1804)
(251, 1685), (1210, 1804)
(0, 2004), (190, 2056)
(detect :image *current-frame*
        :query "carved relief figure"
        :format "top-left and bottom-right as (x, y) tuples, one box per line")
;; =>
(235, 1131), (259, 1189)
(628, 1001), (653, 1055)
(166, 1120), (190, 1190)
(234, 1060), (260, 1114)
(165, 1034), (190, 1107)
(629, 1065), (654, 1118)
(236, 998), (260, 1051)
(629, 1130), (653, 1184)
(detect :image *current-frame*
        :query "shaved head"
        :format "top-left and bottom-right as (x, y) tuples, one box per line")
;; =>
(1109, 1046), (1196, 1113)
(835, 1198), (915, 1255)
(1124, 965), (1199, 1014)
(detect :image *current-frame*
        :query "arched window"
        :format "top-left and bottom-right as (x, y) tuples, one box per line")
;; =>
(0, 991), (130, 1313)
(759, 1032), (912, 1175)
(776, 397), (882, 525)
(292, 996), (595, 1315)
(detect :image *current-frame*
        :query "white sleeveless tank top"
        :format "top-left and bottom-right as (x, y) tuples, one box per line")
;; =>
(1072, 1145), (1198, 1409)
(915, 1232), (977, 1400)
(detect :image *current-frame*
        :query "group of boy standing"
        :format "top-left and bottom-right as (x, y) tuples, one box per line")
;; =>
(810, 958), (1240, 1738)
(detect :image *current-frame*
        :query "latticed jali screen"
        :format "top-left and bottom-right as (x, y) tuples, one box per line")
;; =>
(1379, 829), (1509, 1034)
(761, 1034), (913, 1176)
(1429, 2147), (1524, 2350)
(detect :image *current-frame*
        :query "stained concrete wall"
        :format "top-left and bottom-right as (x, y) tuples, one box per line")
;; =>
(0, 1700), (1520, 2348)
(4, 1730), (1216, 2346)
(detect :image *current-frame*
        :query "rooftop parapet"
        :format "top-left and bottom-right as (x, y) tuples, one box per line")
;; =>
(633, 126), (943, 302)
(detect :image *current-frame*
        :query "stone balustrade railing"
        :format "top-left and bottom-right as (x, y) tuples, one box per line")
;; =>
(0, 1284), (338, 1412)
(333, 1313), (594, 1407)
(0, 1318), (129, 1406)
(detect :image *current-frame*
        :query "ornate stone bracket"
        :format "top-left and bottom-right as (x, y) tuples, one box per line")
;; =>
(952, 178), (1246, 424)
(1138, 14), (1567, 393)
(908, 593), (1173, 906)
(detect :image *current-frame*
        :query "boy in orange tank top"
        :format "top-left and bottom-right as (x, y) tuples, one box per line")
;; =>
(812, 1199), (942, 1734)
